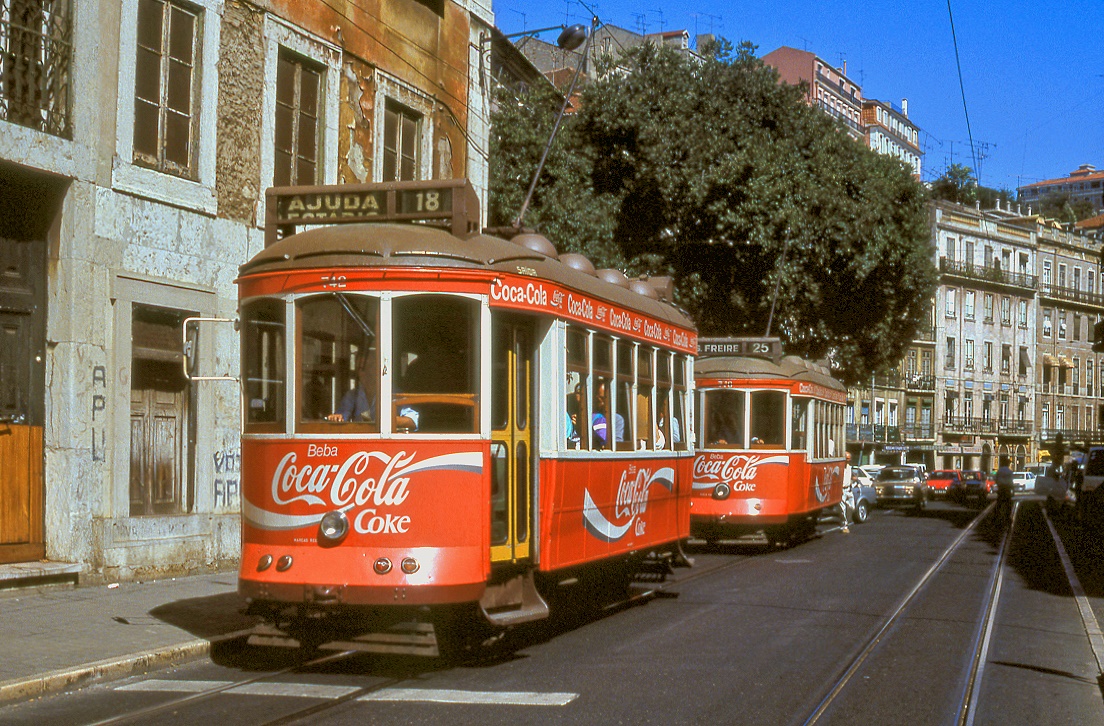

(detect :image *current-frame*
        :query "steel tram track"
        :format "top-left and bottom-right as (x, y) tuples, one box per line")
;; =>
(82, 544), (756, 726)
(800, 500), (1017, 726)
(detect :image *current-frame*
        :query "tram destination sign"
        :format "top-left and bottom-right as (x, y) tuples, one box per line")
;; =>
(698, 337), (783, 361)
(264, 180), (480, 246)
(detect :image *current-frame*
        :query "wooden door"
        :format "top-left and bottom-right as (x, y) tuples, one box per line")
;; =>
(0, 236), (46, 562)
(490, 318), (534, 563)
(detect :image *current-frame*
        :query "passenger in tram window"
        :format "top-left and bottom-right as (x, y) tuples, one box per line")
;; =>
(327, 346), (378, 423)
(655, 400), (681, 450)
(710, 407), (743, 447)
(595, 378), (623, 446)
(566, 384), (582, 447)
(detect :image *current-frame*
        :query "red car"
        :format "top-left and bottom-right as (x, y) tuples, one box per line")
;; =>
(927, 469), (961, 498)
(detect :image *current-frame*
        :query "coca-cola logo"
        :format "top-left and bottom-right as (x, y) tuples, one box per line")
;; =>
(243, 449), (482, 535)
(692, 454), (788, 493)
(583, 466), (674, 543)
(814, 464), (841, 503)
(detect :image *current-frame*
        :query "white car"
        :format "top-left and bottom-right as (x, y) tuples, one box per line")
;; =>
(1011, 471), (1036, 492)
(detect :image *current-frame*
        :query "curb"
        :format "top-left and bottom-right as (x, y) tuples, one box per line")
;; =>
(0, 639), (211, 704)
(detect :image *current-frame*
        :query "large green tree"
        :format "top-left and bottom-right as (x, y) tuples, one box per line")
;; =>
(489, 40), (934, 384)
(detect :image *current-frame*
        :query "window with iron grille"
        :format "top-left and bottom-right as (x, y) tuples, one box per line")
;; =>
(383, 100), (420, 182)
(133, 0), (200, 177)
(273, 49), (321, 187)
(0, 0), (71, 137)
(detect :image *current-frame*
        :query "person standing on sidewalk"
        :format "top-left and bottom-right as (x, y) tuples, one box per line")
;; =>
(838, 452), (854, 533)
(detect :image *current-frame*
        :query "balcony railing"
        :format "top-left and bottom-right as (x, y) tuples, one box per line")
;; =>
(942, 417), (1034, 436)
(1038, 428), (1104, 445)
(900, 423), (935, 440)
(903, 373), (935, 391)
(846, 423), (901, 443)
(0, 0), (72, 138)
(1037, 282), (1104, 308)
(939, 258), (1037, 290)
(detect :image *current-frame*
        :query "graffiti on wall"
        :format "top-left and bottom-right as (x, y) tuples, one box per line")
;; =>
(92, 366), (107, 461)
(214, 448), (241, 508)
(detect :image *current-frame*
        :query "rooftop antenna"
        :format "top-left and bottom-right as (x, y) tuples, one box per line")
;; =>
(632, 11), (647, 35)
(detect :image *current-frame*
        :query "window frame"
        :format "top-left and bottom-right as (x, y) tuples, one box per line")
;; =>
(258, 16), (340, 222)
(375, 72), (434, 182)
(113, 0), (221, 213)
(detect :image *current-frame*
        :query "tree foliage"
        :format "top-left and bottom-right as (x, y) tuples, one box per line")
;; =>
(488, 39), (935, 384)
(1036, 192), (1097, 224)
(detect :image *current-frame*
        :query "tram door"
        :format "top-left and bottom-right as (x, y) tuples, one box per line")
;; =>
(490, 318), (533, 563)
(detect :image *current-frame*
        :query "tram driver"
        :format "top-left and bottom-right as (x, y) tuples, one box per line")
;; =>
(327, 346), (378, 423)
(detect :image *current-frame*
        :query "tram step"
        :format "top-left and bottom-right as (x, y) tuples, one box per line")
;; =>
(633, 554), (676, 582)
(480, 570), (550, 627)
(318, 621), (440, 657)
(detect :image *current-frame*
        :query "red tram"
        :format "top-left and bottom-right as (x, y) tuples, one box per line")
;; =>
(692, 338), (847, 546)
(232, 180), (696, 655)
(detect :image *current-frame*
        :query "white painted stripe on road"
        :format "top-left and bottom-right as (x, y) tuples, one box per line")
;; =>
(119, 679), (227, 693)
(360, 687), (578, 706)
(118, 679), (360, 699)
(230, 682), (362, 699)
(1043, 509), (1104, 674)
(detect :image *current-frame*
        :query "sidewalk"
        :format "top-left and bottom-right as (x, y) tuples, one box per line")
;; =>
(0, 566), (258, 703)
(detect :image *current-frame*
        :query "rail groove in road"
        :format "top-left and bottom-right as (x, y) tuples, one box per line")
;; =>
(801, 501), (1007, 726)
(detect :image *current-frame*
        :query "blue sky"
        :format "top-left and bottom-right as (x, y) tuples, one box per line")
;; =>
(492, 0), (1103, 195)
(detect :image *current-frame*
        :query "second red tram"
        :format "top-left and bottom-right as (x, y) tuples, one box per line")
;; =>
(233, 180), (696, 655)
(692, 338), (847, 545)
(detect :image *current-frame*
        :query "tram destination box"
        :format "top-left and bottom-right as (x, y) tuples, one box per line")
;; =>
(264, 179), (481, 246)
(698, 337), (783, 362)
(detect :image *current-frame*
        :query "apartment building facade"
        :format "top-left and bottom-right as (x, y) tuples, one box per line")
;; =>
(862, 98), (921, 179)
(761, 46), (863, 141)
(848, 201), (1104, 472)
(0, 0), (493, 581)
(1018, 164), (1104, 216)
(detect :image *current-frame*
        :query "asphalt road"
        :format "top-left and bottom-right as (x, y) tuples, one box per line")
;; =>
(4, 497), (1103, 726)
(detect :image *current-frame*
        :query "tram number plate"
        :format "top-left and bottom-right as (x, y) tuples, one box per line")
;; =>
(399, 188), (452, 215)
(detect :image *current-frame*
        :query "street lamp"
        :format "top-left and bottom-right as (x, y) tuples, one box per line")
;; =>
(508, 17), (599, 229)
(480, 24), (590, 53)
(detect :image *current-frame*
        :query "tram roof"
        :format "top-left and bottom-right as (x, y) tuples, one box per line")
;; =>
(239, 222), (695, 331)
(695, 354), (844, 391)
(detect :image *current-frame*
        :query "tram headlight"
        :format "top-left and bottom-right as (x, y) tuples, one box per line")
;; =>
(276, 555), (293, 572)
(373, 557), (393, 575)
(713, 483), (731, 500)
(401, 557), (420, 574)
(318, 511), (349, 543)
(257, 555), (273, 571)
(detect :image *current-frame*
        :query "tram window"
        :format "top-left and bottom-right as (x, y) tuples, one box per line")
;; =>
(242, 298), (286, 430)
(593, 336), (619, 449)
(750, 390), (786, 448)
(298, 294), (380, 432)
(791, 397), (810, 452)
(392, 295), (479, 433)
(490, 441), (508, 545)
(566, 327), (590, 449)
(492, 325), (509, 431)
(637, 347), (655, 450)
(705, 389), (745, 448)
(515, 440), (529, 543)
(615, 340), (635, 450)
(671, 355), (688, 451)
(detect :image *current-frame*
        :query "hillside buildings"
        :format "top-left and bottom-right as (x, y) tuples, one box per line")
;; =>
(1018, 165), (1104, 216)
(848, 200), (1104, 472)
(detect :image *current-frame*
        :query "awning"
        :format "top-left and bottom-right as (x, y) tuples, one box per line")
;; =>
(1043, 354), (1058, 367)
(1060, 356), (1074, 368)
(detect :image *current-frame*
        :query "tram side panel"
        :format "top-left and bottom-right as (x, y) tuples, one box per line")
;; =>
(538, 456), (693, 570)
(239, 439), (492, 605)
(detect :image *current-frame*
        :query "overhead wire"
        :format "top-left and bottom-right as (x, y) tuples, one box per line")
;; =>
(945, 0), (980, 185)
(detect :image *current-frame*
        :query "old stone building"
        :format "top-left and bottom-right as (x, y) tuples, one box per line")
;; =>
(0, 0), (493, 581)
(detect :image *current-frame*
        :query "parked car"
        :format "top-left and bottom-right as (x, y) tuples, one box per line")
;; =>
(844, 470), (877, 524)
(1036, 463), (1075, 517)
(926, 469), (961, 498)
(951, 470), (991, 505)
(874, 465), (927, 512)
(859, 464), (885, 481)
(1012, 471), (1036, 492)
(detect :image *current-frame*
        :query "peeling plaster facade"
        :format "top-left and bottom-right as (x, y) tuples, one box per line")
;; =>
(0, 0), (492, 581)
